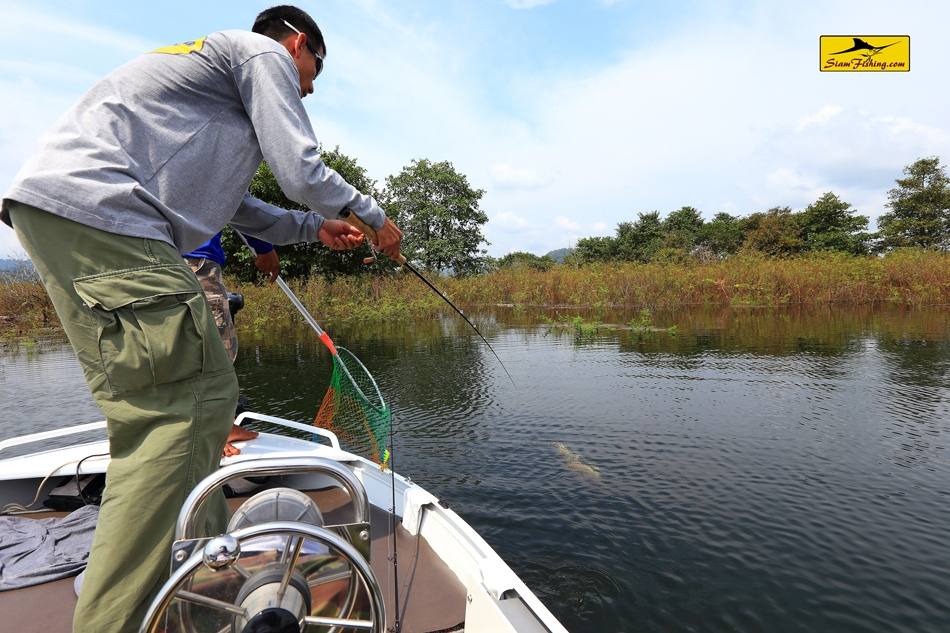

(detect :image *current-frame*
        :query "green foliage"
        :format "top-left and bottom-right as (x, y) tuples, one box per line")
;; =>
(628, 308), (654, 330)
(381, 159), (489, 276)
(878, 156), (950, 251)
(220, 226), (265, 282)
(496, 251), (556, 271)
(566, 192), (879, 264)
(616, 212), (665, 262)
(545, 314), (604, 338)
(797, 192), (870, 255)
(662, 206), (704, 249)
(627, 308), (678, 335)
(573, 236), (618, 263)
(697, 212), (745, 258)
(567, 316), (602, 337)
(561, 157), (950, 264)
(741, 207), (804, 256)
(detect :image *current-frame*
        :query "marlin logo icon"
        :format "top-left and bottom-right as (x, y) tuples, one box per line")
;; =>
(831, 37), (899, 57)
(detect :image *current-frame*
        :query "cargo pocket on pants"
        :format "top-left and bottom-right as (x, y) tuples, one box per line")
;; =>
(73, 264), (211, 395)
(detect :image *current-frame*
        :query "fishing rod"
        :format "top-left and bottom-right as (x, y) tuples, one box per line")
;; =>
(338, 209), (515, 386)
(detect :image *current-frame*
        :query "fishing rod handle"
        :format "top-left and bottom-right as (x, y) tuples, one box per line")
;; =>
(338, 209), (408, 265)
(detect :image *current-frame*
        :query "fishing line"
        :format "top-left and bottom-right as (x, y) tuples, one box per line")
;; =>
(387, 416), (401, 633)
(339, 209), (516, 386)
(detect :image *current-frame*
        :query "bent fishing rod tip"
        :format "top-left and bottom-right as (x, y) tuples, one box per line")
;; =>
(339, 209), (516, 387)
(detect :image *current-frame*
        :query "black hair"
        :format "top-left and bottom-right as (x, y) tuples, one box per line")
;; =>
(252, 5), (326, 55)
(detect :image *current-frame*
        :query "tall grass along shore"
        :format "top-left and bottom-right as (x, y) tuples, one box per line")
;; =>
(2, 250), (948, 340)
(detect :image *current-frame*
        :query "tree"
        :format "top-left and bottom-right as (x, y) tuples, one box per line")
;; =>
(797, 192), (870, 255)
(741, 207), (803, 256)
(697, 212), (744, 258)
(877, 157), (950, 250)
(573, 236), (618, 263)
(662, 206), (704, 250)
(616, 212), (665, 262)
(381, 159), (489, 276)
(222, 147), (380, 279)
(496, 251), (555, 271)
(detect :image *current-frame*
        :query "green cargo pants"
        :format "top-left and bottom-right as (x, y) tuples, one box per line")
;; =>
(9, 201), (238, 633)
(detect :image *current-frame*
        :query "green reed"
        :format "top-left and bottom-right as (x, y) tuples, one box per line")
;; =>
(1, 250), (947, 340)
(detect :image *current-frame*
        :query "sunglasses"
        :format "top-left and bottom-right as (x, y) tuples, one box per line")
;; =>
(282, 19), (324, 78)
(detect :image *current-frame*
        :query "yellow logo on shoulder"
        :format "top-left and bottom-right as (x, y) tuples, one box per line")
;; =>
(820, 35), (910, 72)
(151, 37), (207, 55)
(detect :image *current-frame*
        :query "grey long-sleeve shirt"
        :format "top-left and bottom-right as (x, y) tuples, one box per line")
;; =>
(1, 30), (385, 253)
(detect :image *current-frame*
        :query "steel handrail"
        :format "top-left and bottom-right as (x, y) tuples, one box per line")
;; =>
(175, 456), (370, 539)
(233, 411), (341, 449)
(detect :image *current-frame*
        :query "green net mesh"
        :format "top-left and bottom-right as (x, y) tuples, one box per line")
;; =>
(312, 347), (392, 467)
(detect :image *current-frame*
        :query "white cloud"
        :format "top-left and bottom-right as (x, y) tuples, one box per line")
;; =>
(0, 77), (78, 192)
(0, 75), (77, 258)
(797, 104), (843, 131)
(750, 106), (950, 216)
(492, 211), (530, 228)
(0, 5), (157, 55)
(0, 227), (24, 259)
(0, 61), (101, 86)
(489, 163), (549, 190)
(763, 167), (826, 201)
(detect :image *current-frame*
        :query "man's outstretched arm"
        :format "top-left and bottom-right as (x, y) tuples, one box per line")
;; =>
(230, 193), (362, 250)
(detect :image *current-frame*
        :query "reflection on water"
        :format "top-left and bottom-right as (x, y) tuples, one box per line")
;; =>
(2, 305), (949, 632)
(0, 339), (102, 452)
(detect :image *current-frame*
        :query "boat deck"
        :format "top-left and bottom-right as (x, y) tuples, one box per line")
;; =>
(0, 487), (467, 633)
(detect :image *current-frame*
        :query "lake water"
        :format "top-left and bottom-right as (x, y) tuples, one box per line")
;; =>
(1, 305), (949, 632)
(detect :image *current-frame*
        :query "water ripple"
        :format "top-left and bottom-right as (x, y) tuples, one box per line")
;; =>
(4, 307), (950, 632)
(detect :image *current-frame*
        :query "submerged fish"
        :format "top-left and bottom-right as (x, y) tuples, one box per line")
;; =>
(553, 442), (602, 481)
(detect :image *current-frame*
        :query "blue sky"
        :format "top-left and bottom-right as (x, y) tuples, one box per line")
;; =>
(2, 0), (948, 257)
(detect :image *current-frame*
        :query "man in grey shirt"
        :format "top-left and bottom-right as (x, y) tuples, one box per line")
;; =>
(1, 5), (401, 631)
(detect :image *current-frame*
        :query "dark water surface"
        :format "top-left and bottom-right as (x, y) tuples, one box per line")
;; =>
(2, 305), (949, 632)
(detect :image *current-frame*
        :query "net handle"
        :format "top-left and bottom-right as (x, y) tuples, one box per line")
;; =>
(235, 232), (337, 356)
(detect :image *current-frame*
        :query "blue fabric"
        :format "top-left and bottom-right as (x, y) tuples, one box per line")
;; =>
(183, 231), (273, 266)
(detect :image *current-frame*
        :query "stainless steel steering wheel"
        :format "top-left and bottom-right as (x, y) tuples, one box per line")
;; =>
(139, 521), (386, 633)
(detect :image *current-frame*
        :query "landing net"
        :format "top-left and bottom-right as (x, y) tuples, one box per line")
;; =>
(313, 346), (392, 467)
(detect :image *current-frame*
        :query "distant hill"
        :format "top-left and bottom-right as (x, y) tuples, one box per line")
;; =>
(0, 258), (33, 273)
(544, 248), (573, 263)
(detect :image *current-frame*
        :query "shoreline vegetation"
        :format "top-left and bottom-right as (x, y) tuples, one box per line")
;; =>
(1, 250), (948, 342)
